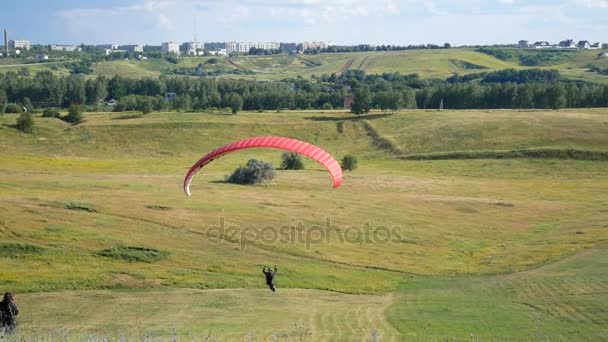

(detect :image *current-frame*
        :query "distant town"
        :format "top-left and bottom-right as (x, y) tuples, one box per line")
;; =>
(1, 27), (606, 61)
(1, 27), (333, 59)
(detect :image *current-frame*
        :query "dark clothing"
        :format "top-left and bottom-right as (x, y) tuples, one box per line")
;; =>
(0, 300), (18, 332)
(263, 267), (278, 292)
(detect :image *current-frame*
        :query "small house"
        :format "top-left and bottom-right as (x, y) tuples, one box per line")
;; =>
(578, 41), (591, 49)
(559, 39), (577, 48)
(533, 41), (550, 49)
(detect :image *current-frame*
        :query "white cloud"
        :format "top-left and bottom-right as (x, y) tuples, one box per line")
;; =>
(575, 0), (608, 8)
(52, 0), (608, 45)
(158, 13), (174, 29)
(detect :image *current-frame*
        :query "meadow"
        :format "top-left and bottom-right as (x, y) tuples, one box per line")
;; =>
(0, 109), (607, 340)
(4, 48), (608, 84)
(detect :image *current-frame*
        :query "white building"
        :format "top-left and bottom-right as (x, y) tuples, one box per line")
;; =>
(9, 40), (31, 50)
(209, 49), (228, 56)
(96, 44), (119, 50)
(51, 44), (81, 52)
(533, 41), (551, 49)
(301, 41), (332, 51)
(183, 41), (204, 55)
(559, 39), (577, 49)
(161, 41), (180, 55)
(120, 44), (144, 53)
(225, 42), (238, 54)
(589, 42), (602, 50)
(578, 41), (591, 49)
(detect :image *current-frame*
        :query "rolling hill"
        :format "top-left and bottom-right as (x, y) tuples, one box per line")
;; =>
(0, 109), (607, 339)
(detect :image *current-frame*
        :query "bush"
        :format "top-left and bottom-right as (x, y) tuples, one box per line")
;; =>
(226, 159), (276, 185)
(4, 103), (23, 114)
(16, 112), (35, 133)
(281, 152), (305, 170)
(321, 103), (333, 110)
(42, 107), (61, 118)
(0, 243), (44, 257)
(63, 105), (84, 124)
(97, 246), (168, 263)
(341, 155), (358, 171)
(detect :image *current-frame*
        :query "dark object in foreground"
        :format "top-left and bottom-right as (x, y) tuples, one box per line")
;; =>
(263, 265), (278, 292)
(0, 292), (19, 333)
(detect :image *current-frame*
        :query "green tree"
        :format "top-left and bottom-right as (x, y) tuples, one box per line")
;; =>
(63, 105), (84, 124)
(341, 155), (358, 172)
(547, 83), (567, 110)
(16, 112), (35, 133)
(351, 85), (371, 114)
(4, 104), (23, 114)
(281, 152), (304, 170)
(402, 89), (417, 109)
(23, 97), (33, 111)
(42, 108), (61, 118)
(225, 93), (243, 114)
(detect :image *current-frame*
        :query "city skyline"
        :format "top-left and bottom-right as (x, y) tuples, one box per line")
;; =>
(0, 0), (607, 46)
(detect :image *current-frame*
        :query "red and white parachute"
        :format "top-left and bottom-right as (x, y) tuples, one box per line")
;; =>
(184, 136), (343, 196)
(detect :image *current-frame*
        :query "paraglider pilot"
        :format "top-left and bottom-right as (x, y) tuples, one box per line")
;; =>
(262, 265), (278, 292)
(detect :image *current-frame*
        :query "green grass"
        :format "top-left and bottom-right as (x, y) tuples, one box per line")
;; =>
(1, 109), (607, 339)
(5, 48), (608, 83)
(86, 48), (608, 82)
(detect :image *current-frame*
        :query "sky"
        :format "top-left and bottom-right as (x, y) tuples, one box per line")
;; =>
(1, 0), (607, 46)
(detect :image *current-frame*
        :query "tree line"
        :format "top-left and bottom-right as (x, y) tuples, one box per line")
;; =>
(1, 69), (608, 114)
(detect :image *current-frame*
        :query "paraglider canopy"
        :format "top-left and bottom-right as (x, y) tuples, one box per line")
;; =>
(184, 136), (343, 196)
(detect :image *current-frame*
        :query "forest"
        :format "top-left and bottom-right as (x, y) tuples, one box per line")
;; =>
(1, 69), (607, 114)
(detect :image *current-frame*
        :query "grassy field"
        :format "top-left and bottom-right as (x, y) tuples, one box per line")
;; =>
(4, 48), (608, 84)
(86, 48), (608, 82)
(1, 109), (607, 340)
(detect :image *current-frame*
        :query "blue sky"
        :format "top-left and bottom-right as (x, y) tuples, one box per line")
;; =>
(1, 0), (607, 45)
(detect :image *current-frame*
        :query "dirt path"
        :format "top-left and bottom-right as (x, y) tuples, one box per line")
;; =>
(225, 58), (247, 71)
(296, 56), (321, 67)
(338, 58), (355, 74)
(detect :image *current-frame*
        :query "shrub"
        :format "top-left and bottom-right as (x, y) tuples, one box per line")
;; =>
(336, 121), (344, 133)
(341, 155), (358, 171)
(321, 103), (333, 110)
(63, 105), (84, 124)
(50, 201), (96, 212)
(141, 99), (153, 114)
(42, 107), (61, 118)
(226, 159), (276, 185)
(4, 103), (23, 114)
(281, 152), (305, 170)
(0, 243), (44, 257)
(97, 246), (168, 263)
(16, 112), (35, 133)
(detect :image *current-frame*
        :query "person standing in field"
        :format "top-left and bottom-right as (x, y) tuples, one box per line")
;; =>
(262, 265), (278, 293)
(0, 292), (19, 333)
